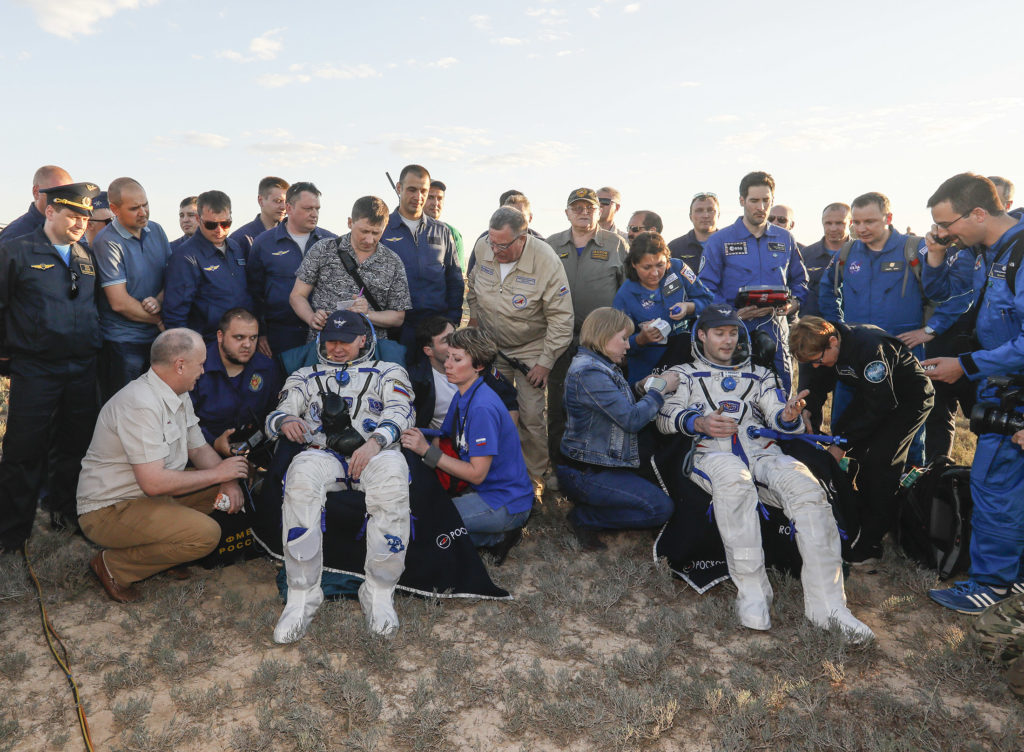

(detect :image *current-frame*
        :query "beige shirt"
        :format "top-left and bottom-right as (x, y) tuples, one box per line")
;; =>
(467, 234), (574, 369)
(545, 228), (628, 333)
(77, 369), (207, 515)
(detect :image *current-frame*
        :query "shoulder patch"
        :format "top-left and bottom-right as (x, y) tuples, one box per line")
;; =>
(682, 264), (697, 283)
(863, 360), (888, 383)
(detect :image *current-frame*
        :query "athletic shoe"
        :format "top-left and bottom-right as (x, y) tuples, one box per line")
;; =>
(928, 580), (1009, 614)
(1011, 580), (1024, 596)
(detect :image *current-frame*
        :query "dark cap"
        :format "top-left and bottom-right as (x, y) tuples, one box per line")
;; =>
(44, 182), (101, 216)
(566, 188), (599, 208)
(91, 191), (109, 212)
(696, 304), (743, 331)
(322, 310), (367, 342)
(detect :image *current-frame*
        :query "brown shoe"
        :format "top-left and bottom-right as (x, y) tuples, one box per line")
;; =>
(89, 551), (141, 603)
(164, 565), (191, 581)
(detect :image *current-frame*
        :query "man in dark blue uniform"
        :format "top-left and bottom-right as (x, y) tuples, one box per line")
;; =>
(247, 181), (336, 357)
(920, 173), (1024, 613)
(229, 176), (288, 259)
(0, 182), (103, 552)
(698, 172), (808, 393)
(380, 164), (463, 348)
(163, 190), (253, 341)
(170, 196), (198, 251)
(190, 308), (282, 457)
(0, 165), (73, 243)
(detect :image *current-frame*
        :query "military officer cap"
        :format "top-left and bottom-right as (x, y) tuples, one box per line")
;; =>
(565, 187), (599, 208)
(44, 182), (101, 216)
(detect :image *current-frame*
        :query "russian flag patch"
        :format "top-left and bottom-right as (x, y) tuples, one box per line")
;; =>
(557, 285), (569, 297)
(475, 437), (487, 446)
(393, 384), (411, 398)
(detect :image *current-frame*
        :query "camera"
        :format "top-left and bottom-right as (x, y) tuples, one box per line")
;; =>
(969, 375), (1024, 436)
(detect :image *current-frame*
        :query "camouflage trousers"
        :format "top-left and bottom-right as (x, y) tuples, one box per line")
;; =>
(974, 593), (1024, 698)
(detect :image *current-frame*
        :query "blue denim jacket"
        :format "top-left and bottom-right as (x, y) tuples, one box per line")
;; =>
(559, 347), (664, 468)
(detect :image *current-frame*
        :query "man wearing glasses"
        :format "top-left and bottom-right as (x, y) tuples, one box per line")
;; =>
(164, 190), (253, 342)
(546, 188), (629, 489)
(0, 182), (103, 553)
(668, 192), (720, 271)
(597, 187), (629, 243)
(468, 207), (573, 495)
(625, 210), (663, 243)
(92, 177), (173, 401)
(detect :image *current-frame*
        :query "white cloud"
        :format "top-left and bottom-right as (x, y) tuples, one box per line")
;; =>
(427, 57), (458, 69)
(313, 63), (381, 80)
(470, 14), (490, 30)
(154, 131), (230, 149)
(217, 50), (246, 62)
(249, 27), (284, 61)
(17, 0), (159, 38)
(624, 3), (640, 12)
(257, 73), (300, 88)
(386, 136), (467, 163)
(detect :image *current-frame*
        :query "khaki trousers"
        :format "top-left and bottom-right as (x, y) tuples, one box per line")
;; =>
(79, 487), (221, 585)
(494, 340), (549, 484)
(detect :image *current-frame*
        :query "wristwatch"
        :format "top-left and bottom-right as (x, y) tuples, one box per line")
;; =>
(923, 325), (936, 336)
(370, 433), (388, 449)
(644, 376), (667, 393)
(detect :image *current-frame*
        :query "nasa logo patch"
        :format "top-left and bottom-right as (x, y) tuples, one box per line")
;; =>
(864, 360), (888, 383)
(848, 261), (861, 274)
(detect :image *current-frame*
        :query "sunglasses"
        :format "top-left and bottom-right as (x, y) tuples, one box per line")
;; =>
(88, 217), (113, 226)
(203, 219), (232, 230)
(692, 192), (717, 201)
(627, 225), (649, 233)
(69, 271), (79, 300)
(768, 215), (789, 224)
(598, 197), (613, 206)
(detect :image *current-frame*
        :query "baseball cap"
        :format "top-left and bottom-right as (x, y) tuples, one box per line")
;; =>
(696, 304), (743, 331)
(566, 188), (599, 208)
(321, 310), (367, 342)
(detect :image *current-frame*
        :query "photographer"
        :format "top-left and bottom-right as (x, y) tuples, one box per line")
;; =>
(919, 173), (1024, 613)
(190, 308), (282, 458)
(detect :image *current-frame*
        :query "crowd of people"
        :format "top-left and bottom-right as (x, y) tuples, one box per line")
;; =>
(1, 165), (1023, 684)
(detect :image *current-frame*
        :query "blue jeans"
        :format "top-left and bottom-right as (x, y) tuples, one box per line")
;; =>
(555, 464), (674, 530)
(100, 340), (151, 403)
(451, 492), (530, 547)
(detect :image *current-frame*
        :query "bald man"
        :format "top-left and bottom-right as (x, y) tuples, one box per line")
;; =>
(0, 165), (73, 242)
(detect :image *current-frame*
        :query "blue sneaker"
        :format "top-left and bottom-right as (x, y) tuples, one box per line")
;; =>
(928, 581), (1010, 614)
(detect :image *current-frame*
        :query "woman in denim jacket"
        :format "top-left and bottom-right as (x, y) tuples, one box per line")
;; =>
(556, 307), (678, 550)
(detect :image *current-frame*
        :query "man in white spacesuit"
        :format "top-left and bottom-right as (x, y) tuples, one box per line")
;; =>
(656, 304), (873, 640)
(265, 310), (415, 642)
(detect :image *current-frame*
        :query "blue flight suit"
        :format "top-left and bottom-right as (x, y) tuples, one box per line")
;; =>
(189, 341), (283, 446)
(229, 214), (277, 260)
(612, 258), (712, 381)
(247, 223), (336, 355)
(698, 217), (808, 392)
(0, 204), (45, 243)
(169, 234), (192, 251)
(0, 227), (102, 549)
(380, 210), (463, 347)
(923, 217), (1024, 587)
(164, 233), (254, 341)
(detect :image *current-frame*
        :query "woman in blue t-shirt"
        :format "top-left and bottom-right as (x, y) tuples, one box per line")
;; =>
(612, 232), (712, 381)
(401, 327), (532, 564)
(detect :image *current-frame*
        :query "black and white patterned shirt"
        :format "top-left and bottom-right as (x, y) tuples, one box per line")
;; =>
(296, 233), (412, 339)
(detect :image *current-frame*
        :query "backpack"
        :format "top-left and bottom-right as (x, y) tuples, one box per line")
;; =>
(832, 234), (937, 322)
(896, 455), (972, 580)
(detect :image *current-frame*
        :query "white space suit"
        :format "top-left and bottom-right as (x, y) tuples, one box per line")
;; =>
(657, 326), (873, 640)
(265, 334), (415, 642)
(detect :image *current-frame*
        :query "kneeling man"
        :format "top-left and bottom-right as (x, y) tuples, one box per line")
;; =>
(77, 328), (250, 603)
(657, 305), (873, 640)
(265, 310), (414, 641)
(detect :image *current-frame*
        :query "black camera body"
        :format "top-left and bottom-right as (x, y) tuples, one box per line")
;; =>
(320, 391), (366, 455)
(969, 374), (1024, 436)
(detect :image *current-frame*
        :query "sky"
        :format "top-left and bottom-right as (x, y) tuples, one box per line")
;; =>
(2, 0), (1023, 245)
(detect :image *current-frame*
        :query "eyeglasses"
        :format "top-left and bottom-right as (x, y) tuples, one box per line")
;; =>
(767, 215), (789, 224)
(68, 271), (79, 300)
(808, 351), (828, 365)
(692, 192), (717, 201)
(934, 212), (971, 231)
(88, 217), (113, 226)
(203, 219), (232, 230)
(488, 234), (525, 252)
(568, 205), (597, 215)
(598, 197), (613, 206)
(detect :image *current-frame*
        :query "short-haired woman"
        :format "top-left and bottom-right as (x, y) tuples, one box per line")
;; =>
(401, 327), (532, 562)
(557, 307), (678, 550)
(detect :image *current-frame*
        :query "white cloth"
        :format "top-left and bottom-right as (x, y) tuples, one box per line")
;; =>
(430, 368), (457, 429)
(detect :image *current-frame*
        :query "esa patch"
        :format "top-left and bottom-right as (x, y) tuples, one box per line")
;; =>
(718, 400), (741, 413)
(847, 261), (861, 274)
(512, 294), (528, 309)
(724, 242), (747, 256)
(863, 360), (888, 383)
(768, 242), (786, 252)
(248, 373), (263, 392)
